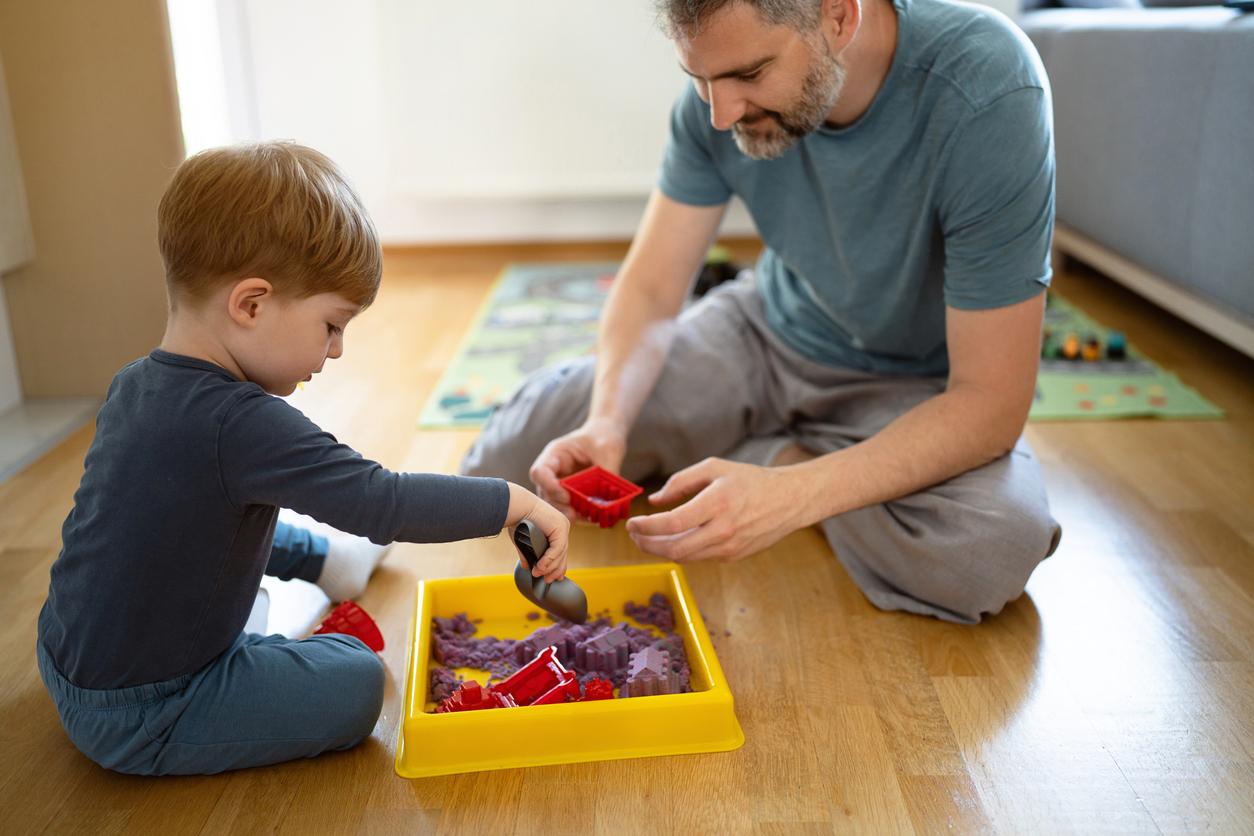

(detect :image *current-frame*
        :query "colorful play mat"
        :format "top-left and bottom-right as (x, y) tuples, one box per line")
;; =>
(418, 263), (1223, 428)
(1033, 294), (1222, 420)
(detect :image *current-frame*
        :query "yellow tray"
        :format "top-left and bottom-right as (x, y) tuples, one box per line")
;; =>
(395, 563), (744, 778)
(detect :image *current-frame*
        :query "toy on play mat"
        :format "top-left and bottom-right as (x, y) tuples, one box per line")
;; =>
(1031, 294), (1222, 421)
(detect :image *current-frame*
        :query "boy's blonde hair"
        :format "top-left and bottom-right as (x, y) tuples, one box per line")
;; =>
(158, 141), (381, 309)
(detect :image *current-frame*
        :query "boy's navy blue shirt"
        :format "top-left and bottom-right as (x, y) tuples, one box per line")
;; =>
(39, 349), (510, 690)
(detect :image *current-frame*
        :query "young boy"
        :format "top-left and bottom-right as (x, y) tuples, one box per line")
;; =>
(35, 141), (570, 776)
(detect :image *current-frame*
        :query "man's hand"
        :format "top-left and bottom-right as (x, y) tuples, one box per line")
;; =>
(625, 457), (812, 563)
(528, 417), (628, 519)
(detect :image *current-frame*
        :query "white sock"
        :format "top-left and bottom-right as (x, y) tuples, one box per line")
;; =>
(317, 534), (392, 602)
(244, 587), (270, 634)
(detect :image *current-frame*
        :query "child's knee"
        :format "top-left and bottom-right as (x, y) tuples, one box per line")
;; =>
(352, 649), (386, 736)
(324, 637), (385, 741)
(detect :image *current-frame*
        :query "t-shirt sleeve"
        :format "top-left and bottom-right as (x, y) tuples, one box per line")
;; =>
(938, 86), (1055, 310)
(217, 391), (509, 544)
(657, 83), (734, 207)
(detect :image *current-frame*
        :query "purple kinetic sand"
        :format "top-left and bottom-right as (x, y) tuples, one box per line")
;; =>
(431, 613), (521, 680)
(426, 591), (693, 712)
(624, 592), (675, 633)
(526, 611), (541, 621)
(429, 667), (462, 703)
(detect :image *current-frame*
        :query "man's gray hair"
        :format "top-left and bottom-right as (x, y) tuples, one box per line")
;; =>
(655, 0), (824, 38)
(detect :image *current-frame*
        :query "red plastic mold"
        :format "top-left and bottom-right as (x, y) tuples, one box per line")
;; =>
(529, 671), (581, 706)
(582, 678), (614, 701)
(491, 645), (580, 706)
(559, 466), (644, 528)
(436, 680), (517, 713)
(314, 601), (385, 652)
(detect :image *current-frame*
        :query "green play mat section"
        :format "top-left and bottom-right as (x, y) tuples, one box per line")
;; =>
(419, 263), (1222, 428)
(1032, 294), (1222, 421)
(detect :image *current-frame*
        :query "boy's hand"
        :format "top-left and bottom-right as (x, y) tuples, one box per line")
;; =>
(506, 483), (570, 583)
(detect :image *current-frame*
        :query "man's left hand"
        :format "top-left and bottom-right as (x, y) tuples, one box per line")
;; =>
(625, 457), (812, 563)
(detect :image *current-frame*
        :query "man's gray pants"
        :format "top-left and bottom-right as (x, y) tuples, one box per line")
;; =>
(461, 277), (1061, 624)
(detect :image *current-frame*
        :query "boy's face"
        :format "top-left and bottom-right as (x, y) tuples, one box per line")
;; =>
(239, 291), (362, 396)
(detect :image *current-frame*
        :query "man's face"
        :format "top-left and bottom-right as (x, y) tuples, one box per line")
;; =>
(676, 3), (847, 160)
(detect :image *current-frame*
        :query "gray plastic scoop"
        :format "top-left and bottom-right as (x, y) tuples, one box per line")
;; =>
(513, 520), (587, 624)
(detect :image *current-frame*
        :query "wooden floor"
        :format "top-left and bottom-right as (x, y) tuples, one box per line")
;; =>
(2, 241), (1252, 834)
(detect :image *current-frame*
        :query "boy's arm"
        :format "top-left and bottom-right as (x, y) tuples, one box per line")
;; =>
(217, 390), (509, 544)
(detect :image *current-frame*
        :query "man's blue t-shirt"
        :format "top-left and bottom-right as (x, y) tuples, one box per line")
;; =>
(659, 0), (1054, 376)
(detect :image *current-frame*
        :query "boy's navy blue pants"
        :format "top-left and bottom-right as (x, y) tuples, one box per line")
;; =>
(36, 523), (384, 775)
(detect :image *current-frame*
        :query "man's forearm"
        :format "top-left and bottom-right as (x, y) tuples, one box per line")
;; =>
(588, 281), (680, 437)
(585, 191), (725, 438)
(787, 384), (1029, 527)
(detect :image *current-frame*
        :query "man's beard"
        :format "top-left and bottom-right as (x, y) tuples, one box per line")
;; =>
(731, 39), (847, 160)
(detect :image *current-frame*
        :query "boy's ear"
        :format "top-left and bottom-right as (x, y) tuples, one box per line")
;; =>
(226, 277), (275, 328)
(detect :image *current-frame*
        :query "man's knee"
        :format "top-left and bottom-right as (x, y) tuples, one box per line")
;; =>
(460, 431), (531, 484)
(910, 508), (1059, 623)
(827, 496), (1059, 624)
(460, 359), (594, 483)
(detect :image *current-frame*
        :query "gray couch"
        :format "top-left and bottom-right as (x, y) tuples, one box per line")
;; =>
(1019, 6), (1254, 356)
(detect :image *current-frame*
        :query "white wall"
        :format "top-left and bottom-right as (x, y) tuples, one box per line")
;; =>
(969, 0), (1020, 21)
(168, 0), (1017, 244)
(169, 0), (757, 243)
(0, 52), (33, 412)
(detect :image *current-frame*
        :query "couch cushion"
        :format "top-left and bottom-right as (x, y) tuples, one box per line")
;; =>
(1020, 8), (1254, 318)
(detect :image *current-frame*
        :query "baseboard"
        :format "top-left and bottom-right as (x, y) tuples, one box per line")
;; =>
(1053, 224), (1254, 359)
(376, 195), (760, 245)
(0, 396), (99, 484)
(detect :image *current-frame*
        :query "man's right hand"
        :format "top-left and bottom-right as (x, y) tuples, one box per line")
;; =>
(528, 417), (628, 518)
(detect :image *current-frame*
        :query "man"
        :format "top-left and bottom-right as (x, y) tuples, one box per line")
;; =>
(462, 0), (1062, 624)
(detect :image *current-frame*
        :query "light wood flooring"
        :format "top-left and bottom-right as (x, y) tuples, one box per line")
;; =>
(2, 241), (1252, 834)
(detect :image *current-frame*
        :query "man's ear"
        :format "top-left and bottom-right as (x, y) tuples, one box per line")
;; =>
(226, 277), (274, 329)
(820, 0), (861, 52)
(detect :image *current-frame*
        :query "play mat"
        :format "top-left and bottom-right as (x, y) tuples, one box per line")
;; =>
(419, 263), (1222, 428)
